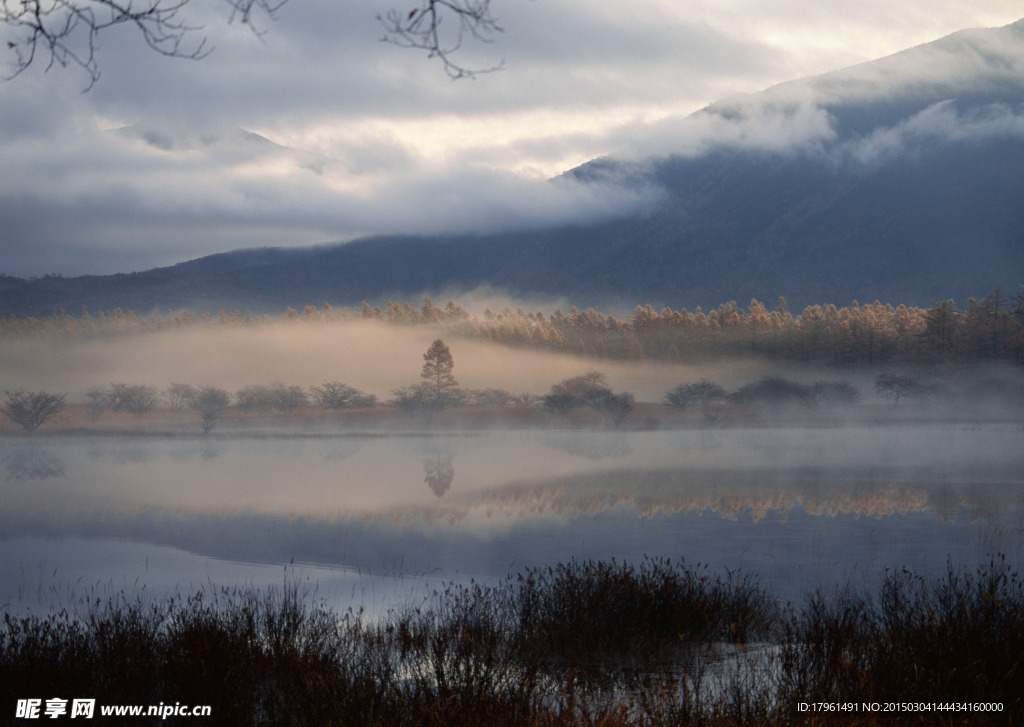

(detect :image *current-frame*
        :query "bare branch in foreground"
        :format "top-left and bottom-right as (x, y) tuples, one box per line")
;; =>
(3, 0), (502, 87)
(377, 0), (503, 79)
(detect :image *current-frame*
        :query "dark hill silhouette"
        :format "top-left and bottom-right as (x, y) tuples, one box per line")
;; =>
(3, 19), (1024, 317)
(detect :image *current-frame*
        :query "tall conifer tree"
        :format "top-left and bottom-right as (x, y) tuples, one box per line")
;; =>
(420, 339), (459, 406)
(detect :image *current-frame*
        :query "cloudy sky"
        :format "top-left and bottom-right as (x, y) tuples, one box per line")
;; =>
(1, 1), (1021, 277)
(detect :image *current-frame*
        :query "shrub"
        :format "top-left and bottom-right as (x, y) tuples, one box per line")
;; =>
(731, 376), (811, 411)
(807, 380), (860, 408)
(2, 390), (66, 432)
(779, 556), (1024, 711)
(105, 384), (161, 414)
(3, 558), (1021, 726)
(270, 384), (308, 414)
(513, 558), (775, 672)
(235, 384), (308, 415)
(236, 384), (277, 415)
(165, 383), (197, 412)
(542, 372), (634, 427)
(665, 380), (727, 423)
(310, 381), (377, 409)
(466, 388), (515, 408)
(189, 386), (230, 434)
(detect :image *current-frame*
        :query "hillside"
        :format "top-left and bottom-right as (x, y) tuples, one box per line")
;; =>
(2, 19), (1023, 317)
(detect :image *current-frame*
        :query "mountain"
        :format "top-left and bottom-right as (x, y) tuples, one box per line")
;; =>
(114, 123), (338, 176)
(3, 19), (1024, 318)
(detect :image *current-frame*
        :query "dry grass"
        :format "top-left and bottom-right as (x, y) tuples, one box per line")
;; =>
(1, 558), (1021, 726)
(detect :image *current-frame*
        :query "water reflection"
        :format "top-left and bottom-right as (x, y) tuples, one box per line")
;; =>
(423, 451), (455, 497)
(4, 446), (66, 482)
(1, 425), (1022, 610)
(1, 428), (1022, 523)
(544, 432), (633, 460)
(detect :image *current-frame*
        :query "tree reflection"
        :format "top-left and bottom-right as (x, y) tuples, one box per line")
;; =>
(423, 452), (455, 497)
(4, 446), (67, 481)
(544, 433), (633, 460)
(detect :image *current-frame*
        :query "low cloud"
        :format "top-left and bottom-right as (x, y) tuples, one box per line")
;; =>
(2, 3), (1022, 276)
(837, 100), (1024, 165)
(613, 101), (839, 160)
(603, 18), (1024, 167)
(617, 96), (1024, 170)
(0, 117), (663, 276)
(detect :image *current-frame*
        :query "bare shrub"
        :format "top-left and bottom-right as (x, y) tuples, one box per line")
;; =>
(665, 379), (727, 422)
(542, 372), (634, 427)
(85, 386), (108, 421)
(189, 386), (230, 434)
(236, 384), (277, 415)
(165, 383), (197, 412)
(105, 383), (161, 414)
(732, 376), (811, 412)
(466, 388), (515, 408)
(271, 384), (308, 415)
(874, 372), (937, 407)
(390, 385), (428, 415)
(2, 390), (67, 432)
(807, 380), (861, 408)
(236, 384), (308, 415)
(310, 381), (376, 409)
(511, 393), (541, 408)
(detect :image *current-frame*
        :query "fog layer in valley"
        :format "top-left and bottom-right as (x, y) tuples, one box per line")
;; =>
(2, 315), (1022, 616)
(3, 317), (1021, 416)
(0, 319), (771, 402)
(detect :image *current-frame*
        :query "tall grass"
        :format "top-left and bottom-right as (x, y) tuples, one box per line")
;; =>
(1, 557), (1021, 726)
(779, 555), (1024, 713)
(513, 559), (775, 673)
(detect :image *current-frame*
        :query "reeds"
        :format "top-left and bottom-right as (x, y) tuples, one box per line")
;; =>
(512, 559), (775, 671)
(1, 557), (1021, 726)
(779, 555), (1024, 714)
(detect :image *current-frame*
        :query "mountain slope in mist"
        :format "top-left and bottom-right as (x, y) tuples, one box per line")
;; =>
(3, 18), (1024, 317)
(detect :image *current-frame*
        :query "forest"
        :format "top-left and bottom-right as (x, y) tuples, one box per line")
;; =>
(2, 287), (1023, 435)
(1, 287), (1022, 366)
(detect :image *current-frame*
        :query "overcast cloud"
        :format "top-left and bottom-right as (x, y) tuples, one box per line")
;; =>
(0, 1), (1022, 276)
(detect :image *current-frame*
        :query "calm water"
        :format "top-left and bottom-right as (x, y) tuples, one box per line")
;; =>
(2, 423), (1023, 614)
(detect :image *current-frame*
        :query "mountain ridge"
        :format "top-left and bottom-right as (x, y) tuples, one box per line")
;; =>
(2, 19), (1023, 317)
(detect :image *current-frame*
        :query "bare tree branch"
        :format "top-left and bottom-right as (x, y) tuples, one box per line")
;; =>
(2, 0), (232, 88)
(377, 0), (503, 79)
(2, 0), (503, 88)
(222, 0), (285, 28)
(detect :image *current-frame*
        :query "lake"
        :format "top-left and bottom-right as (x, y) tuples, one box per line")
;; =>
(2, 423), (1023, 616)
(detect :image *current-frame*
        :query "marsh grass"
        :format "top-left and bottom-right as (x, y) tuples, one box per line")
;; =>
(779, 555), (1024, 714)
(512, 559), (776, 675)
(1, 557), (1021, 725)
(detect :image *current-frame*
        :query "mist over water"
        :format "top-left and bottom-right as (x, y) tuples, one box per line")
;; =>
(2, 423), (1021, 612)
(1, 319), (1022, 615)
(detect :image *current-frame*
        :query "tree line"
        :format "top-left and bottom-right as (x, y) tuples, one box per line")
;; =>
(2, 287), (1022, 365)
(7, 337), (1014, 434)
